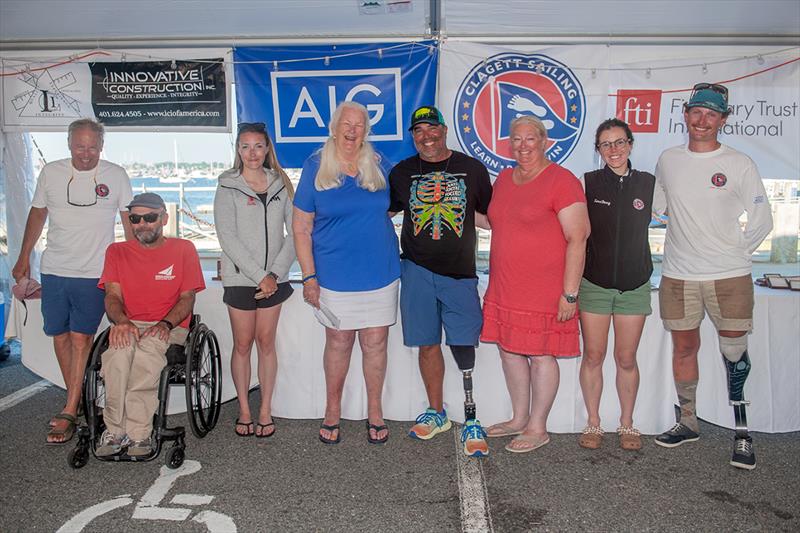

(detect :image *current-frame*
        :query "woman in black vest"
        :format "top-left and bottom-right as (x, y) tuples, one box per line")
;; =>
(578, 119), (654, 451)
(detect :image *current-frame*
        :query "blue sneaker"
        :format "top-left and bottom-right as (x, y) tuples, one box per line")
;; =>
(461, 419), (489, 457)
(408, 408), (452, 440)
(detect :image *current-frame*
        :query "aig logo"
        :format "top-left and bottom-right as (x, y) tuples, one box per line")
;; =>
(616, 90), (662, 133)
(270, 69), (403, 142)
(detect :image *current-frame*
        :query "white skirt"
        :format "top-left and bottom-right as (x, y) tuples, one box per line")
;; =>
(316, 279), (399, 330)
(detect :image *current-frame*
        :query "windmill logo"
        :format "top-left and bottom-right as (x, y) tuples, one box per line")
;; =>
(453, 53), (586, 175)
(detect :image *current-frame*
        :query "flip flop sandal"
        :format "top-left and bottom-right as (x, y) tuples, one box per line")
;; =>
(46, 413), (77, 445)
(486, 422), (525, 438)
(256, 421), (275, 438)
(504, 434), (550, 454)
(235, 419), (254, 437)
(319, 423), (341, 445)
(366, 422), (389, 444)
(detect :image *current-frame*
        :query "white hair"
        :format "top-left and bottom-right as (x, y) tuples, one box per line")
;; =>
(314, 101), (386, 192)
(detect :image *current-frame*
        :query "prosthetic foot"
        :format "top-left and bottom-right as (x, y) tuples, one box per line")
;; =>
(722, 343), (755, 470)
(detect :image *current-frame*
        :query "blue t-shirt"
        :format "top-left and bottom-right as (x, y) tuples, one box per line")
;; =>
(294, 154), (400, 292)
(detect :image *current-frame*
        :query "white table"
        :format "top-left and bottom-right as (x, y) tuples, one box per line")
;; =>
(8, 275), (800, 434)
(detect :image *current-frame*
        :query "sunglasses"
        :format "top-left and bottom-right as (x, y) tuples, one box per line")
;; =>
(129, 212), (161, 224)
(237, 122), (267, 132)
(691, 82), (728, 99)
(66, 174), (98, 207)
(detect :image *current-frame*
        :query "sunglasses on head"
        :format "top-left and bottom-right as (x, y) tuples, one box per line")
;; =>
(129, 212), (161, 224)
(691, 82), (728, 99)
(237, 122), (267, 132)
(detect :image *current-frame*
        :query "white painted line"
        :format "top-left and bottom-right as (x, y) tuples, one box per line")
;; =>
(193, 510), (238, 532)
(131, 506), (191, 521)
(0, 379), (51, 413)
(56, 496), (133, 532)
(454, 426), (493, 533)
(171, 494), (215, 506)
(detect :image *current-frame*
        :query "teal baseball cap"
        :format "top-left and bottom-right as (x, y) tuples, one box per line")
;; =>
(686, 83), (729, 114)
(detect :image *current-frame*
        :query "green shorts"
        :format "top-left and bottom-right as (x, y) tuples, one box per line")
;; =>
(578, 277), (652, 316)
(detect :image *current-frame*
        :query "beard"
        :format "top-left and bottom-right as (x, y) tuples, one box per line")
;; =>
(134, 227), (162, 245)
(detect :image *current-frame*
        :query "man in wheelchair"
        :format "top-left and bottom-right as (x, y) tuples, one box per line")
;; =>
(95, 192), (205, 457)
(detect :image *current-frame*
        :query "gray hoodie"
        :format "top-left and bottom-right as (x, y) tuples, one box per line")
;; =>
(213, 168), (295, 287)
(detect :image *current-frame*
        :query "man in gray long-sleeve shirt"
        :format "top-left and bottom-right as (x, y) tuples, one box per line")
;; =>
(652, 82), (773, 470)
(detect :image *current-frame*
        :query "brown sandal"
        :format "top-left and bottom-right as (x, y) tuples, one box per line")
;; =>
(578, 426), (603, 449)
(617, 426), (642, 450)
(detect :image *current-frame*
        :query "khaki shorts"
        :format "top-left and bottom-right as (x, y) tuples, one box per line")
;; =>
(659, 275), (754, 332)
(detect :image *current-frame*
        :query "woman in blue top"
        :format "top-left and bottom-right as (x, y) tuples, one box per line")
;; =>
(293, 101), (400, 446)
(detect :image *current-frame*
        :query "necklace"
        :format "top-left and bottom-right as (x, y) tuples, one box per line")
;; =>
(419, 152), (452, 176)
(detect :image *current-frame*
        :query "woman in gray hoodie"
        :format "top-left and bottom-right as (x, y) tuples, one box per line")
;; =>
(214, 122), (296, 438)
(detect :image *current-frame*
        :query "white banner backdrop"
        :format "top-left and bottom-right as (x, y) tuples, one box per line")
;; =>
(439, 42), (609, 179)
(1, 48), (232, 132)
(609, 48), (800, 179)
(439, 43), (799, 181)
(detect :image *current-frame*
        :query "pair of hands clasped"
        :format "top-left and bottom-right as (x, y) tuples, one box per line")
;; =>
(255, 274), (278, 300)
(109, 321), (171, 349)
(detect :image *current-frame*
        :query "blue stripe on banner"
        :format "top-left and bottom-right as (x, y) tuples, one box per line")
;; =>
(234, 42), (438, 169)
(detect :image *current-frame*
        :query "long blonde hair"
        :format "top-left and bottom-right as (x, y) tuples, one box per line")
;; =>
(315, 101), (386, 192)
(234, 123), (294, 199)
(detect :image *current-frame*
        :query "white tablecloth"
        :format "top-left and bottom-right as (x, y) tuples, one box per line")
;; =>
(8, 275), (800, 434)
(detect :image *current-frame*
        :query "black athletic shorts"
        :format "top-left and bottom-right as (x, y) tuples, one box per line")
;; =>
(223, 282), (293, 311)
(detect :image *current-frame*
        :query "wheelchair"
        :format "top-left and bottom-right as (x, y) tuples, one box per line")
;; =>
(69, 315), (222, 469)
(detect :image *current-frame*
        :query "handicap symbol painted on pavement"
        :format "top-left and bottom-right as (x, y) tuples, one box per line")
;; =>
(57, 460), (236, 532)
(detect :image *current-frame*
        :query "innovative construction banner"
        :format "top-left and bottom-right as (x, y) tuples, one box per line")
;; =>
(1, 49), (231, 132)
(89, 59), (227, 129)
(234, 41), (438, 168)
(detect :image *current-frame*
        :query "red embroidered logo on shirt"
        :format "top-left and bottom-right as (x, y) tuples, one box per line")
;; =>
(632, 198), (644, 210)
(247, 196), (257, 205)
(95, 183), (110, 197)
(711, 173), (727, 187)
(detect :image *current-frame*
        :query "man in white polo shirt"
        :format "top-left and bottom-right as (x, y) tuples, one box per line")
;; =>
(653, 83), (773, 470)
(12, 118), (133, 445)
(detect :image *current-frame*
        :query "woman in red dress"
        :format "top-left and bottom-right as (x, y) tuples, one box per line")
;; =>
(481, 115), (590, 453)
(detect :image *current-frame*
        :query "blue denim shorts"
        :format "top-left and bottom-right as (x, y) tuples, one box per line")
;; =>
(40, 274), (105, 336)
(399, 259), (482, 347)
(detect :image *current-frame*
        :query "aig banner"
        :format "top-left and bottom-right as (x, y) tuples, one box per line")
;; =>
(439, 42), (609, 178)
(609, 47), (800, 179)
(234, 42), (438, 168)
(1, 49), (231, 132)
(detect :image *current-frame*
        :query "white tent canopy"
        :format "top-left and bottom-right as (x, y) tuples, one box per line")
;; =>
(1, 0), (798, 48)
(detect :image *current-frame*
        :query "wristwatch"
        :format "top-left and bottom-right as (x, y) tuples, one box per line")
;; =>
(267, 271), (279, 281)
(562, 292), (578, 304)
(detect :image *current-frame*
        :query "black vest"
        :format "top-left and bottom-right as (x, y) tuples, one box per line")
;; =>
(583, 164), (655, 291)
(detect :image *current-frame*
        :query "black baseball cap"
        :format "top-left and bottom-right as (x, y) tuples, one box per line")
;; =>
(408, 105), (446, 130)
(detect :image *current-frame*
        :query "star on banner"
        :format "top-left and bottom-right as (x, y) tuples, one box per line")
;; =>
(570, 117), (577, 124)
(462, 101), (471, 109)
(463, 126), (472, 133)
(462, 113), (469, 121)
(570, 104), (577, 112)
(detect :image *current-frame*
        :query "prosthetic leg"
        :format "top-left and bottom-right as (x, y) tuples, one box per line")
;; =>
(449, 345), (477, 421)
(719, 335), (755, 470)
(449, 345), (487, 457)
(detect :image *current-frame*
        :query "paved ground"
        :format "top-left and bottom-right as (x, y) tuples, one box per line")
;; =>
(1, 345), (798, 532)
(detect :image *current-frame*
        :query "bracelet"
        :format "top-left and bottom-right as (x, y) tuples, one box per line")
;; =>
(267, 271), (279, 281)
(302, 273), (317, 284)
(158, 319), (175, 330)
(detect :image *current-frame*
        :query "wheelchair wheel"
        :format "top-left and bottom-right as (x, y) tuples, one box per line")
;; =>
(185, 324), (222, 438)
(83, 328), (110, 437)
(165, 445), (185, 469)
(68, 444), (90, 469)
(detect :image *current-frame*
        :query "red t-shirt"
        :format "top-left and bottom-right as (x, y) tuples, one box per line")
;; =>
(99, 238), (205, 329)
